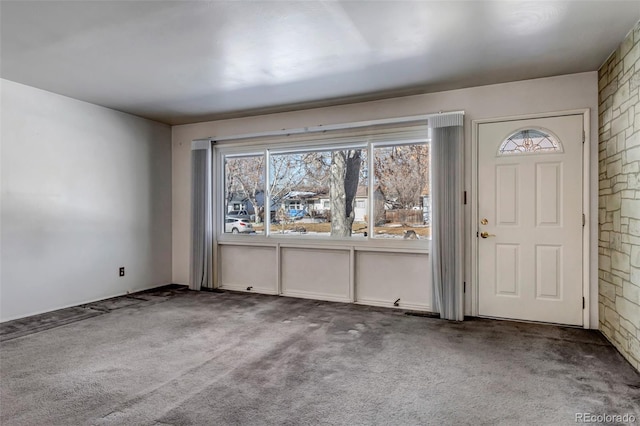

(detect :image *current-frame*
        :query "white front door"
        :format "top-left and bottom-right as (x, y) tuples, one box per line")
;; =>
(478, 114), (584, 326)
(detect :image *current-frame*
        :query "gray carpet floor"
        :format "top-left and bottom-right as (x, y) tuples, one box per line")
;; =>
(1, 287), (639, 426)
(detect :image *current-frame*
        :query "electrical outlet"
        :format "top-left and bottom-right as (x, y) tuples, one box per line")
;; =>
(119, 267), (125, 277)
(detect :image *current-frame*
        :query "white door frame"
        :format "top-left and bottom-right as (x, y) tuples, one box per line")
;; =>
(470, 109), (591, 328)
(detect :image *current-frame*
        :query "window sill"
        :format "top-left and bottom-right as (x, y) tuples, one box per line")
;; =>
(216, 233), (430, 254)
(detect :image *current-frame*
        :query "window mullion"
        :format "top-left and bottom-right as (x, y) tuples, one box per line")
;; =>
(367, 142), (374, 240)
(265, 148), (271, 237)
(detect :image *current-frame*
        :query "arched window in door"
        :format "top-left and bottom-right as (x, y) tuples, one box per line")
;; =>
(498, 128), (562, 155)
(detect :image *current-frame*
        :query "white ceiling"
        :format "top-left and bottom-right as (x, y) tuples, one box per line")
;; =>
(1, 1), (638, 125)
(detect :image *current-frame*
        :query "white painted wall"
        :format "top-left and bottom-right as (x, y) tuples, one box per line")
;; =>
(1, 79), (172, 321)
(172, 72), (599, 326)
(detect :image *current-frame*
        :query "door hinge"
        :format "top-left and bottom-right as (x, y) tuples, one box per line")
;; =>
(582, 130), (585, 143)
(463, 191), (467, 205)
(582, 214), (585, 227)
(463, 282), (466, 293)
(582, 297), (585, 309)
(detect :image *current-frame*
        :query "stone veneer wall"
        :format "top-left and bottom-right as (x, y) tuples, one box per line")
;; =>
(598, 20), (640, 370)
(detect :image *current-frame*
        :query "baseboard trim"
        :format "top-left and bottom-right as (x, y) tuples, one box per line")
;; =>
(219, 284), (278, 295)
(355, 299), (432, 312)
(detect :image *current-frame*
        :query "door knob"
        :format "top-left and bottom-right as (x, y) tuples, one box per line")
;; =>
(480, 232), (495, 238)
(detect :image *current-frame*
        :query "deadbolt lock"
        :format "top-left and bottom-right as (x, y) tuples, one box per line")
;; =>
(480, 218), (488, 225)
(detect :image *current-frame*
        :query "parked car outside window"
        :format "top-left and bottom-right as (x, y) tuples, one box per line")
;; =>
(225, 217), (255, 234)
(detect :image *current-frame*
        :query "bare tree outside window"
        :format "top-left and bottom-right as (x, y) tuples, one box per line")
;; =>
(373, 143), (430, 239)
(330, 149), (362, 237)
(269, 152), (330, 203)
(265, 149), (368, 236)
(225, 155), (264, 220)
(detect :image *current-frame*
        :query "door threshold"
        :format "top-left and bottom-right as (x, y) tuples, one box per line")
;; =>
(476, 315), (583, 329)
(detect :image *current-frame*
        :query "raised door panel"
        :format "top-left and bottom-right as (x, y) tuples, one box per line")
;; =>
(496, 165), (519, 226)
(535, 245), (562, 300)
(536, 162), (562, 227)
(495, 244), (519, 296)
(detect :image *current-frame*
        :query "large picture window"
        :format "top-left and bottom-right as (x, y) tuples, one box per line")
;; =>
(218, 130), (431, 241)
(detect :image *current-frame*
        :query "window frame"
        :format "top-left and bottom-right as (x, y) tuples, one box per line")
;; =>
(215, 128), (432, 249)
(221, 150), (266, 235)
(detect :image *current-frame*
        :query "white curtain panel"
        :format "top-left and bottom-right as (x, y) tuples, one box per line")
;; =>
(430, 113), (464, 321)
(189, 140), (212, 291)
